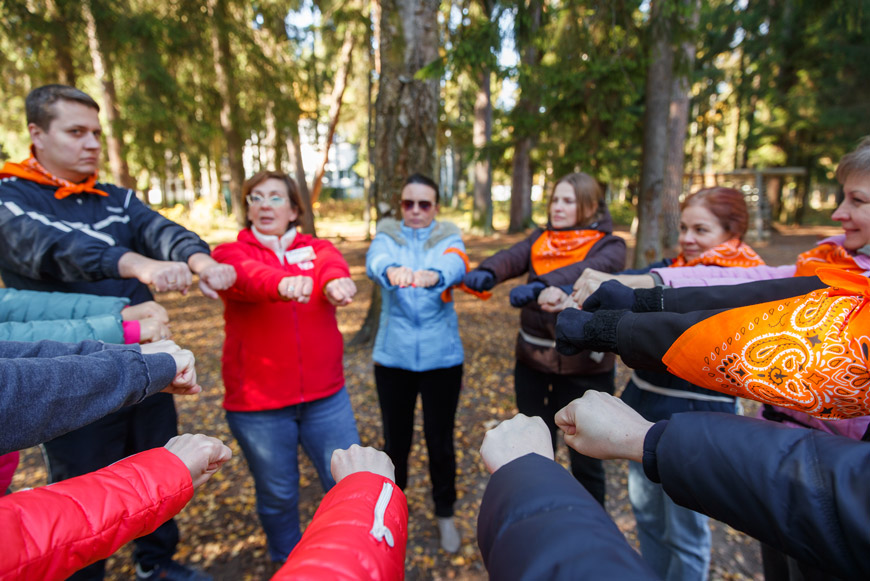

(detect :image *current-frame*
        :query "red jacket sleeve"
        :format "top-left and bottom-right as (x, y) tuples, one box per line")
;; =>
(273, 472), (408, 581)
(2, 448), (193, 580)
(212, 242), (285, 303)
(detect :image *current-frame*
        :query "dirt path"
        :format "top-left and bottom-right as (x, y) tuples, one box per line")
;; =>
(11, 224), (839, 580)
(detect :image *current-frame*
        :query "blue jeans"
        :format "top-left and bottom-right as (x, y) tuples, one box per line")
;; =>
(628, 461), (711, 581)
(226, 387), (360, 561)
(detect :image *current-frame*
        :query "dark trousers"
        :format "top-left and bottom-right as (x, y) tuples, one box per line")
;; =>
(514, 361), (615, 505)
(42, 393), (179, 580)
(374, 364), (462, 517)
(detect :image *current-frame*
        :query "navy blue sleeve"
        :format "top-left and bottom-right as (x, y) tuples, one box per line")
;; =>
(478, 453), (657, 580)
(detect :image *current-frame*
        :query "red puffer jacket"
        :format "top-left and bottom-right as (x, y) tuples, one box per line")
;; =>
(274, 472), (408, 580)
(213, 230), (351, 412)
(2, 448), (193, 580)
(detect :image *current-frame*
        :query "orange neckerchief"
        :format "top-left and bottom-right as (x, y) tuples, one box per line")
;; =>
(793, 242), (863, 277)
(530, 230), (605, 276)
(0, 150), (106, 200)
(441, 248), (492, 302)
(662, 268), (870, 420)
(669, 239), (765, 268)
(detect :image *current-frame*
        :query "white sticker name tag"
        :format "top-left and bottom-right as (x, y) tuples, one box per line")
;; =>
(285, 246), (317, 265)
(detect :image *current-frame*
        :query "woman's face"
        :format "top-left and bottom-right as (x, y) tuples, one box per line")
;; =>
(678, 204), (730, 260)
(832, 174), (870, 251)
(246, 178), (298, 237)
(550, 183), (579, 229)
(400, 183), (438, 229)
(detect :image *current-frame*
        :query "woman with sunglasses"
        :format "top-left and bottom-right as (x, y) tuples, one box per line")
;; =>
(366, 173), (467, 553)
(212, 171), (361, 564)
(463, 173), (626, 505)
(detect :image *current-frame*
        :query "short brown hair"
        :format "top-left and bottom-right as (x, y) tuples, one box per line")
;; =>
(683, 187), (749, 240)
(836, 136), (870, 185)
(549, 172), (604, 227)
(241, 171), (305, 230)
(26, 85), (100, 130)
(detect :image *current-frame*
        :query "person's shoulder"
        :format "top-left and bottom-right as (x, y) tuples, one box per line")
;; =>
(374, 217), (405, 245)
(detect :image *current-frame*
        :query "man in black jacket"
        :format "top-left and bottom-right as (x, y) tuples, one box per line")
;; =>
(0, 84), (236, 581)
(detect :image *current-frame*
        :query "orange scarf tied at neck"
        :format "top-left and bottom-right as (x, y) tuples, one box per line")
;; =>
(531, 230), (605, 276)
(662, 268), (870, 420)
(0, 152), (106, 200)
(668, 238), (765, 268)
(793, 242), (864, 277)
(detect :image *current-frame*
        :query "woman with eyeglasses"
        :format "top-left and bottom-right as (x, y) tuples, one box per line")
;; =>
(462, 173), (626, 506)
(211, 170), (361, 564)
(365, 173), (468, 553)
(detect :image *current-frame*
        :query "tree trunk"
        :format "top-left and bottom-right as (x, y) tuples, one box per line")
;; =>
(471, 68), (493, 234)
(635, 0), (674, 267)
(46, 0), (77, 86)
(662, 0), (700, 251)
(351, 0), (440, 346)
(509, 138), (534, 232)
(82, 0), (135, 190)
(311, 29), (356, 205)
(286, 123), (317, 235)
(208, 0), (246, 225)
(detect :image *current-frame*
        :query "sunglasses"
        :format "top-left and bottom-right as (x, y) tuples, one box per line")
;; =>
(401, 199), (434, 211)
(246, 193), (288, 208)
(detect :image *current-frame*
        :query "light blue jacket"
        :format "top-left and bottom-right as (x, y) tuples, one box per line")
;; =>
(0, 288), (128, 343)
(366, 218), (466, 371)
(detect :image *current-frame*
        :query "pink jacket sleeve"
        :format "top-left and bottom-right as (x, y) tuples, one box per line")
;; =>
(651, 264), (796, 287)
(2, 448), (193, 580)
(273, 472), (408, 581)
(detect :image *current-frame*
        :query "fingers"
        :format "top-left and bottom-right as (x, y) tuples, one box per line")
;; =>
(331, 445), (396, 483)
(165, 349), (200, 395)
(140, 339), (180, 355)
(386, 266), (414, 287)
(325, 277), (357, 306)
(412, 270), (439, 288)
(151, 262), (194, 294)
(278, 276), (314, 302)
(139, 319), (172, 343)
(479, 413), (555, 474)
(200, 263), (237, 294)
(122, 301), (169, 324)
(164, 434), (233, 489)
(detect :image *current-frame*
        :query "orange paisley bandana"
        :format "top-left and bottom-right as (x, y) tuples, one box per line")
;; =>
(662, 268), (870, 419)
(793, 242), (863, 277)
(669, 239), (765, 268)
(531, 230), (605, 275)
(440, 248), (492, 303)
(0, 149), (106, 200)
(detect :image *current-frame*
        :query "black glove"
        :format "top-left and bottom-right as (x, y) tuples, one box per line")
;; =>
(509, 281), (547, 307)
(555, 308), (626, 356)
(581, 280), (636, 312)
(464, 269), (496, 291)
(632, 287), (665, 312)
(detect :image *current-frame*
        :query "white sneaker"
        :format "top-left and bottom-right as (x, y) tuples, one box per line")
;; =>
(437, 517), (461, 553)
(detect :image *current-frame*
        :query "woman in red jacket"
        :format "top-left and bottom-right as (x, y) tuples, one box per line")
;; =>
(213, 171), (360, 563)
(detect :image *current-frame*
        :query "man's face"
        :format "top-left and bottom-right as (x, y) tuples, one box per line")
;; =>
(28, 100), (102, 183)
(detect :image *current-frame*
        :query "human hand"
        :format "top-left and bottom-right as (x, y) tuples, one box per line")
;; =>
(278, 276), (314, 303)
(139, 318), (172, 343)
(386, 266), (414, 288)
(463, 269), (495, 292)
(140, 339), (180, 355)
(571, 269), (612, 306)
(164, 434), (232, 489)
(582, 280), (636, 312)
(324, 277), (357, 306)
(480, 414), (554, 474)
(412, 270), (440, 288)
(331, 445), (396, 483)
(509, 281), (546, 308)
(122, 301), (169, 324)
(163, 349), (201, 395)
(197, 263), (237, 299)
(538, 286), (575, 313)
(555, 391), (652, 463)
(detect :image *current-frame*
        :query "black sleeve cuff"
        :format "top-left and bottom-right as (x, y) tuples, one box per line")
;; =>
(633, 287), (664, 312)
(642, 420), (669, 483)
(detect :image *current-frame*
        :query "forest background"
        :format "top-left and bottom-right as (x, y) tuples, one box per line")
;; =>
(2, 0), (869, 579)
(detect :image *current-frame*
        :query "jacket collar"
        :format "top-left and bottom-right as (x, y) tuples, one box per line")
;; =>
(250, 226), (298, 264)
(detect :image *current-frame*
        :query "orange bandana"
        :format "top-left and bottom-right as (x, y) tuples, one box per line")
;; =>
(440, 248), (492, 302)
(669, 239), (765, 268)
(793, 242), (863, 277)
(530, 230), (605, 276)
(0, 151), (106, 200)
(662, 268), (870, 419)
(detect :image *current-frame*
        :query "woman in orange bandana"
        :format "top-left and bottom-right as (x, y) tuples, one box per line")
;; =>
(463, 173), (626, 505)
(546, 187), (762, 581)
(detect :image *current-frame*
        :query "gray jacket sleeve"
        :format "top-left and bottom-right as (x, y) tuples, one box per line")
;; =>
(0, 340), (176, 454)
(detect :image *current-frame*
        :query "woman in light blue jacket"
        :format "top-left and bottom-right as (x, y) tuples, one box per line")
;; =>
(366, 173), (467, 553)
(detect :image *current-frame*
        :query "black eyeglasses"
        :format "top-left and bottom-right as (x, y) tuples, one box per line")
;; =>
(401, 199), (434, 211)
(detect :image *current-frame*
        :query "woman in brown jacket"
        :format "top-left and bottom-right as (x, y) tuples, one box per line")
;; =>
(463, 173), (625, 504)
